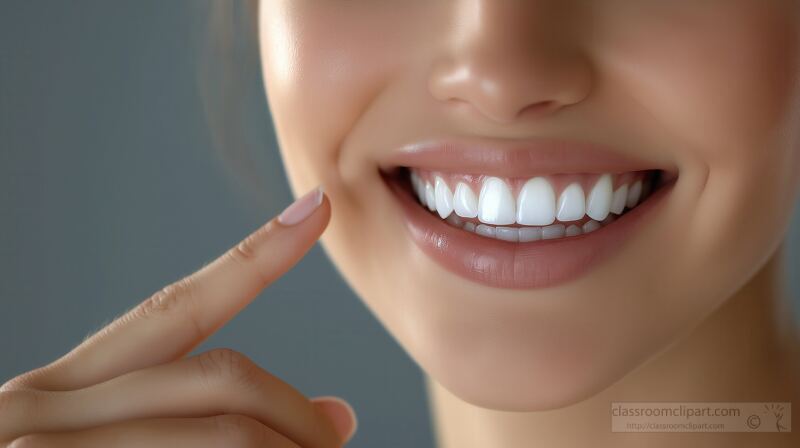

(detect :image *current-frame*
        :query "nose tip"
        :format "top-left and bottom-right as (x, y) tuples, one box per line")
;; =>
(429, 52), (592, 124)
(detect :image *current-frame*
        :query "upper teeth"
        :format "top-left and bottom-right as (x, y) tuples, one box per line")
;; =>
(434, 177), (454, 219)
(478, 177), (517, 225)
(453, 182), (478, 218)
(554, 181), (582, 223)
(518, 177), (557, 225)
(410, 170), (647, 226)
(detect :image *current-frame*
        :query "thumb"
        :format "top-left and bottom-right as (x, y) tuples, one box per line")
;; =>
(311, 395), (358, 444)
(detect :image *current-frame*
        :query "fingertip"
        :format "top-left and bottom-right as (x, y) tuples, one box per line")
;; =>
(277, 186), (326, 227)
(311, 395), (358, 444)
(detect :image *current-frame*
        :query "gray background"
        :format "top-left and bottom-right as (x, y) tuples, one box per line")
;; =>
(1, 1), (799, 447)
(0, 1), (433, 447)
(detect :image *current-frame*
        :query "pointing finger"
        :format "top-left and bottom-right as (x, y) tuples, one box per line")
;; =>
(12, 187), (329, 391)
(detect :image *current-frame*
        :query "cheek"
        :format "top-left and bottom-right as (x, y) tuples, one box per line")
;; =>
(258, 2), (425, 192)
(597, 5), (800, 267)
(598, 5), (799, 157)
(256, 3), (442, 329)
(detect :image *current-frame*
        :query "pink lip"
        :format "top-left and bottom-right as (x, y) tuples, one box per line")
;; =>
(383, 171), (675, 290)
(380, 137), (676, 178)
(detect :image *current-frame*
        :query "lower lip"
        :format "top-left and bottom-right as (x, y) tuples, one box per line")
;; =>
(385, 173), (675, 290)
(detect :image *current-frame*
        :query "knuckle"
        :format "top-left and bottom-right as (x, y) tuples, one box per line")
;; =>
(1, 365), (76, 400)
(225, 224), (274, 288)
(228, 221), (274, 265)
(1, 362), (64, 393)
(132, 277), (204, 337)
(139, 278), (196, 316)
(231, 233), (259, 263)
(211, 414), (271, 447)
(0, 376), (30, 393)
(195, 348), (260, 389)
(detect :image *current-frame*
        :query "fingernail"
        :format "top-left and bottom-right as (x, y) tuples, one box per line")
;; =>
(278, 186), (324, 226)
(312, 396), (358, 444)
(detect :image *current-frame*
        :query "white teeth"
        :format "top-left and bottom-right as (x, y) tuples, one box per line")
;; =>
(495, 226), (519, 242)
(475, 224), (496, 238)
(556, 182), (585, 222)
(626, 180), (642, 209)
(424, 182), (436, 211)
(411, 171), (421, 197)
(445, 213), (463, 227)
(565, 224), (582, 237)
(610, 184), (628, 215)
(453, 182), (478, 218)
(516, 177), (556, 226)
(410, 170), (650, 242)
(412, 174), (425, 204)
(478, 177), (516, 225)
(542, 224), (566, 240)
(434, 177), (454, 219)
(586, 174), (612, 221)
(458, 218), (616, 241)
(519, 227), (542, 242)
(582, 220), (601, 233)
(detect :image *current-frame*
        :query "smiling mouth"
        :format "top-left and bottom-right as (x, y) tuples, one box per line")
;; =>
(378, 138), (678, 289)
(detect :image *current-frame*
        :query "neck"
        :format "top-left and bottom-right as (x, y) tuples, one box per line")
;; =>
(426, 248), (799, 448)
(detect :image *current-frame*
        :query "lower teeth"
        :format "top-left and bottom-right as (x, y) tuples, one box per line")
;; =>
(447, 214), (616, 242)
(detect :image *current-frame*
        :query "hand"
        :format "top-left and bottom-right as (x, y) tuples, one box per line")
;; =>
(0, 187), (357, 447)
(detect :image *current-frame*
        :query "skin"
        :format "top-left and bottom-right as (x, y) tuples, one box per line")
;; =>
(0, 192), (357, 447)
(256, 0), (800, 446)
(3, 1), (800, 447)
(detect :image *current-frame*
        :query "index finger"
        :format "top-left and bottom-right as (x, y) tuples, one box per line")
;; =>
(14, 187), (329, 391)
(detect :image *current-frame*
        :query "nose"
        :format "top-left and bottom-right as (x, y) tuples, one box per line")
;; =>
(428, 0), (593, 124)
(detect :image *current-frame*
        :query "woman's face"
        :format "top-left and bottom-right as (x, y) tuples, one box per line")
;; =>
(258, 0), (800, 410)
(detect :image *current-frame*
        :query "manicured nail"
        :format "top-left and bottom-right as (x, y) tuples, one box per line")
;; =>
(278, 186), (324, 226)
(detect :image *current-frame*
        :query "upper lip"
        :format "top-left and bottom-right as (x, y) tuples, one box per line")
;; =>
(379, 136), (676, 178)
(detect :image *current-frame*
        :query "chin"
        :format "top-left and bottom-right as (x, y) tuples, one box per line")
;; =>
(406, 293), (660, 412)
